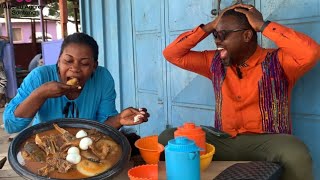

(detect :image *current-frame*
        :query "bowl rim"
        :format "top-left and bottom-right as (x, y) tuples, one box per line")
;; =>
(8, 118), (131, 180)
(134, 135), (164, 152)
(134, 142), (164, 152)
(127, 164), (158, 179)
(200, 143), (215, 159)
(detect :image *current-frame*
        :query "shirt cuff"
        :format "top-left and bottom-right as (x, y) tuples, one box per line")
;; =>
(262, 22), (289, 40)
(177, 25), (210, 43)
(194, 24), (210, 37)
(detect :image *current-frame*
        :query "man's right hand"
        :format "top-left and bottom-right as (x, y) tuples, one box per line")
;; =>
(202, 4), (257, 33)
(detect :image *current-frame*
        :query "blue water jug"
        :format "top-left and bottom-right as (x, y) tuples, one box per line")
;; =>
(165, 137), (201, 180)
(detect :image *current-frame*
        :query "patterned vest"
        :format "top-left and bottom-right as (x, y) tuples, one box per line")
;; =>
(210, 50), (291, 134)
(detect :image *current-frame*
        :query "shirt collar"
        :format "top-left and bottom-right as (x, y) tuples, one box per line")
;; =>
(239, 46), (262, 68)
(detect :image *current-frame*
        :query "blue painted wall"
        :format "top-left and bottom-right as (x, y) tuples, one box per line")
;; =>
(80, 0), (320, 178)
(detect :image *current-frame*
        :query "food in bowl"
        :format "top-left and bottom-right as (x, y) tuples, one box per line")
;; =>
(18, 123), (122, 179)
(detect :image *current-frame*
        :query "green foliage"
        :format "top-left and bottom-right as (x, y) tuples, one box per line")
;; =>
(46, 1), (75, 18)
(0, 1), (77, 18)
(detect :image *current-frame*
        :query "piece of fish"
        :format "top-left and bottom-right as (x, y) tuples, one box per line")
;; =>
(22, 141), (46, 162)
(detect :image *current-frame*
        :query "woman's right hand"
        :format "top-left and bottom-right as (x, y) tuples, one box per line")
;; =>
(36, 81), (79, 99)
(14, 81), (79, 118)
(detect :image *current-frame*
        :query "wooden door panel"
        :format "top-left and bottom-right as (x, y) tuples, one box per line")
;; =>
(131, 0), (166, 136)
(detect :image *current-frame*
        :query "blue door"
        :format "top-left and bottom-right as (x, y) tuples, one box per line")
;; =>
(129, 0), (167, 136)
(81, 0), (320, 178)
(258, 0), (320, 178)
(165, 0), (216, 128)
(129, 0), (217, 135)
(128, 0), (320, 177)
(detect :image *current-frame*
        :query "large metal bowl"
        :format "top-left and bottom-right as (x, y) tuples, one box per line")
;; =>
(8, 118), (131, 180)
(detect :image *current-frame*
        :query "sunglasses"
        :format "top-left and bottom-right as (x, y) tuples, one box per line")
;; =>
(212, 29), (248, 41)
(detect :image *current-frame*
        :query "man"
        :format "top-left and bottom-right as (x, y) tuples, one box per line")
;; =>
(28, 53), (44, 72)
(160, 4), (319, 180)
(0, 61), (7, 108)
(0, 38), (7, 108)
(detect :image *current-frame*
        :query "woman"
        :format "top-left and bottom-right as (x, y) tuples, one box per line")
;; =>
(3, 32), (149, 134)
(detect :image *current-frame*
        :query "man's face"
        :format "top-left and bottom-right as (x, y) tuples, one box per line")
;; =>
(214, 15), (248, 65)
(57, 43), (97, 87)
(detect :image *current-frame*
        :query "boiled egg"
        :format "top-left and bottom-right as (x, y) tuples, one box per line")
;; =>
(66, 153), (81, 164)
(67, 146), (80, 155)
(79, 137), (93, 150)
(76, 130), (88, 138)
(133, 115), (143, 123)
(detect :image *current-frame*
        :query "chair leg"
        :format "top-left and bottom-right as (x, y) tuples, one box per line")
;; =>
(0, 157), (7, 169)
(0, 93), (6, 108)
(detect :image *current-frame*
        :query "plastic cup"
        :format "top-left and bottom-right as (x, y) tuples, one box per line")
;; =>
(128, 164), (158, 180)
(134, 135), (164, 164)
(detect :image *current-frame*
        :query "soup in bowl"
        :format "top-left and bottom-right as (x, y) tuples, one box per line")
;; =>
(8, 118), (131, 180)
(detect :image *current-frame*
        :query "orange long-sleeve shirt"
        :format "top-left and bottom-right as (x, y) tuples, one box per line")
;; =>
(163, 22), (319, 137)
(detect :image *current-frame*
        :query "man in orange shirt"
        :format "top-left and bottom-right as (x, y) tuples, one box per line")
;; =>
(159, 4), (319, 180)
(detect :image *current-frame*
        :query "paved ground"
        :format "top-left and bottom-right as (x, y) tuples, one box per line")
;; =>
(0, 107), (24, 179)
(0, 107), (11, 156)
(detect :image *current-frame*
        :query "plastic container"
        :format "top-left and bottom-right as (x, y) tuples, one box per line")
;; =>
(8, 118), (131, 180)
(134, 135), (164, 164)
(174, 122), (206, 155)
(165, 137), (201, 180)
(128, 164), (158, 180)
(200, 143), (215, 171)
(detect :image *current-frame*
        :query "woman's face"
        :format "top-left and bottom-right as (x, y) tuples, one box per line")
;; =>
(57, 43), (97, 87)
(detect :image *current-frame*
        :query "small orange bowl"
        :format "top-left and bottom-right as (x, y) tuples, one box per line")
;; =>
(128, 164), (158, 180)
(134, 135), (164, 164)
(200, 143), (215, 171)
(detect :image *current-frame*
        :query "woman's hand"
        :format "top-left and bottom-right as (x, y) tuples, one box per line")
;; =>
(36, 81), (80, 99)
(118, 107), (150, 126)
(14, 81), (78, 118)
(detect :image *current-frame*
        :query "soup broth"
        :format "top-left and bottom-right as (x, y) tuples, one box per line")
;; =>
(18, 126), (122, 179)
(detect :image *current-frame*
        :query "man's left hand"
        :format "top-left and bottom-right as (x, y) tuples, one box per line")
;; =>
(234, 4), (265, 32)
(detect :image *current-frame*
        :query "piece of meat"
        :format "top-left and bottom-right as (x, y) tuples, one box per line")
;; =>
(22, 141), (46, 162)
(53, 123), (76, 142)
(60, 138), (81, 152)
(87, 129), (103, 142)
(35, 134), (59, 155)
(90, 139), (120, 160)
(81, 150), (100, 162)
(38, 165), (55, 176)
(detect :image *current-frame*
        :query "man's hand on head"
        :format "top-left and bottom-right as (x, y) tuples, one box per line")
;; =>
(234, 4), (265, 32)
(204, 4), (248, 33)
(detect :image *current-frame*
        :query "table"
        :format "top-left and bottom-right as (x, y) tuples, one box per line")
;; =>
(116, 161), (244, 180)
(0, 119), (242, 180)
(0, 158), (242, 180)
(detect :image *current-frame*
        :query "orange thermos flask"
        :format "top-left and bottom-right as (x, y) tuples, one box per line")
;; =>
(174, 122), (206, 155)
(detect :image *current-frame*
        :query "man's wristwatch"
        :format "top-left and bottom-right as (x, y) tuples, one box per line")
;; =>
(260, 20), (271, 33)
